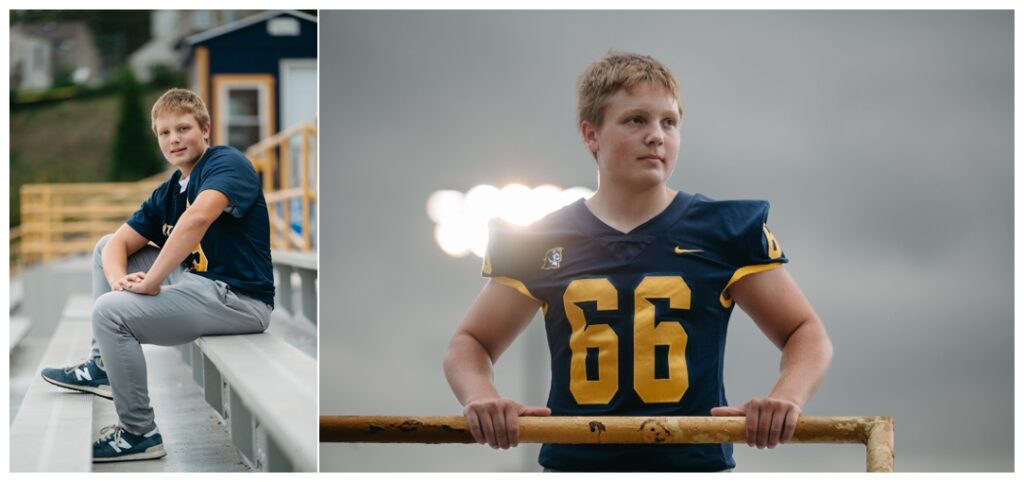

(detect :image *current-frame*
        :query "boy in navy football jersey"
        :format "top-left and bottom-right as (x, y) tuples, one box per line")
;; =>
(41, 89), (275, 462)
(443, 52), (832, 471)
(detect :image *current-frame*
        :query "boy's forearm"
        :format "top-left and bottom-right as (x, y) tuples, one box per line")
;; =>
(768, 319), (833, 407)
(444, 333), (502, 406)
(145, 211), (212, 285)
(101, 240), (130, 288)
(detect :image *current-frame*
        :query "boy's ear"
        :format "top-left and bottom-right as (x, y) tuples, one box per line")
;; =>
(201, 123), (211, 144)
(580, 121), (599, 156)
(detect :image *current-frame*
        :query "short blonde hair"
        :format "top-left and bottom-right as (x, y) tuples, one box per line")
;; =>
(576, 51), (683, 128)
(151, 88), (211, 135)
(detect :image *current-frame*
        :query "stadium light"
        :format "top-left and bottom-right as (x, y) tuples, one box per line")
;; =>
(427, 184), (594, 258)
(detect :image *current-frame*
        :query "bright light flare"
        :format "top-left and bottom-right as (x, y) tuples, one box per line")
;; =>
(498, 183), (534, 226)
(426, 190), (464, 223)
(434, 217), (471, 257)
(428, 183), (594, 259)
(464, 184), (501, 221)
(561, 187), (593, 206)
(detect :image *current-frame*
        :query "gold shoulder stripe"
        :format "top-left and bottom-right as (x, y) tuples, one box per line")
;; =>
(719, 262), (783, 308)
(492, 276), (548, 316)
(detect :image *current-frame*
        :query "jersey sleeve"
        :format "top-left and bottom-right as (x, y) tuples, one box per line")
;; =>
(482, 219), (545, 304)
(197, 149), (260, 218)
(717, 199), (788, 307)
(723, 200), (787, 267)
(126, 183), (170, 245)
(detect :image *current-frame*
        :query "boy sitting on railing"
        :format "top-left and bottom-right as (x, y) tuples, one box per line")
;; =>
(41, 88), (276, 463)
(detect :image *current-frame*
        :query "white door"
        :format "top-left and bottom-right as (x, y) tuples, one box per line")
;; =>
(280, 59), (317, 246)
(280, 59), (317, 131)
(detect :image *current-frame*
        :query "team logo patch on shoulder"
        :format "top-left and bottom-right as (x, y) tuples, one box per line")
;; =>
(541, 247), (564, 270)
(763, 224), (783, 259)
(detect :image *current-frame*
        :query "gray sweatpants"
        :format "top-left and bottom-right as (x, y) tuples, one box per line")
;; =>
(89, 234), (272, 434)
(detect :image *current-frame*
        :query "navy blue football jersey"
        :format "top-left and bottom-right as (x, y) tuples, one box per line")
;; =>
(127, 146), (275, 307)
(483, 191), (787, 471)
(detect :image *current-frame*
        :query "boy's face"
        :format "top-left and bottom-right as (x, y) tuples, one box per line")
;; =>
(582, 83), (681, 190)
(154, 111), (210, 172)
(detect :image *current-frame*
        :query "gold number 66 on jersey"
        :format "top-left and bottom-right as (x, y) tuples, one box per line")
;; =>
(564, 275), (691, 405)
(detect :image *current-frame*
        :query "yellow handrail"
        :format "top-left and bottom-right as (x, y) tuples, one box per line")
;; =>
(246, 120), (317, 252)
(17, 180), (162, 269)
(10, 225), (23, 276)
(321, 415), (895, 472)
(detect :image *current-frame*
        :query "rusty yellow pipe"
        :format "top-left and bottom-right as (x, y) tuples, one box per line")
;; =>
(320, 415), (894, 472)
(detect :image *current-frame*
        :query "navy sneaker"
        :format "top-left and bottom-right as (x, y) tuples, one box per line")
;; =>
(40, 358), (113, 399)
(93, 424), (167, 462)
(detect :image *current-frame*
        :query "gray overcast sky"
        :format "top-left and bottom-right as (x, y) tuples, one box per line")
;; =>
(318, 10), (1013, 472)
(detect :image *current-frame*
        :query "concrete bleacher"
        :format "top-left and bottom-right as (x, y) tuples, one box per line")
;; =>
(272, 250), (317, 325)
(60, 294), (94, 320)
(10, 316), (31, 351)
(176, 250), (319, 471)
(11, 278), (23, 310)
(10, 294), (257, 472)
(91, 344), (251, 472)
(10, 299), (94, 472)
(10, 279), (31, 351)
(10, 250), (318, 472)
(182, 333), (316, 471)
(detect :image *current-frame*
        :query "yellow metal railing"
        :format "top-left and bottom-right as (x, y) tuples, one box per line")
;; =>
(246, 120), (318, 252)
(11, 120), (318, 272)
(321, 415), (896, 472)
(10, 225), (23, 276)
(17, 179), (163, 269)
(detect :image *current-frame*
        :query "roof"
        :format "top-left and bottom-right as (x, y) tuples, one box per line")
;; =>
(185, 10), (317, 45)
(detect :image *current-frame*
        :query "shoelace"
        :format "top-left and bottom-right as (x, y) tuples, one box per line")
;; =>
(97, 424), (126, 446)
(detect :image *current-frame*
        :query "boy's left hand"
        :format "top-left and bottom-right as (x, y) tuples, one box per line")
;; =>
(124, 273), (161, 296)
(711, 397), (801, 449)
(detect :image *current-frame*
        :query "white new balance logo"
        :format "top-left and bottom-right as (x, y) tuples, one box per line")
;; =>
(74, 367), (92, 381)
(109, 438), (132, 453)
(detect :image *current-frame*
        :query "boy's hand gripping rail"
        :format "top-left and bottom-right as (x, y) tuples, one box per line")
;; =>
(320, 415), (894, 472)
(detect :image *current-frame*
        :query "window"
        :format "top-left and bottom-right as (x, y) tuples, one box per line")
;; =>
(213, 75), (275, 150)
(268, 18), (300, 36)
(226, 88), (262, 148)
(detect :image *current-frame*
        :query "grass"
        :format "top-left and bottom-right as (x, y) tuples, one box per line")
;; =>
(9, 89), (164, 226)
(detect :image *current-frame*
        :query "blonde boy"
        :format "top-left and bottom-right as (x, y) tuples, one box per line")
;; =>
(444, 52), (832, 471)
(42, 89), (275, 462)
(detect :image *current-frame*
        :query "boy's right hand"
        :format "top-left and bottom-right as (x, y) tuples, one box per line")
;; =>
(112, 272), (147, 291)
(463, 397), (551, 449)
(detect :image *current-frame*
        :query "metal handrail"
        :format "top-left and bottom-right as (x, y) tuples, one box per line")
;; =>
(320, 415), (895, 472)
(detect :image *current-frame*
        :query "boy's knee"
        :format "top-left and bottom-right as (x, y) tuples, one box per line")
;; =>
(92, 291), (130, 329)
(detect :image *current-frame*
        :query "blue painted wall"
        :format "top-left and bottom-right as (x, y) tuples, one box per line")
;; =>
(193, 12), (317, 135)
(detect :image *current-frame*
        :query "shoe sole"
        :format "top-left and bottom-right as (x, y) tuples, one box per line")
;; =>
(40, 374), (113, 400)
(93, 445), (167, 463)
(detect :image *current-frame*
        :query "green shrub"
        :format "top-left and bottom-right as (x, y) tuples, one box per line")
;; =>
(110, 69), (163, 181)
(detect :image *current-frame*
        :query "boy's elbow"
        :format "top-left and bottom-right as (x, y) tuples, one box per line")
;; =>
(443, 330), (493, 373)
(817, 325), (834, 367)
(100, 235), (124, 260)
(180, 210), (218, 232)
(442, 341), (456, 374)
(442, 332), (466, 375)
